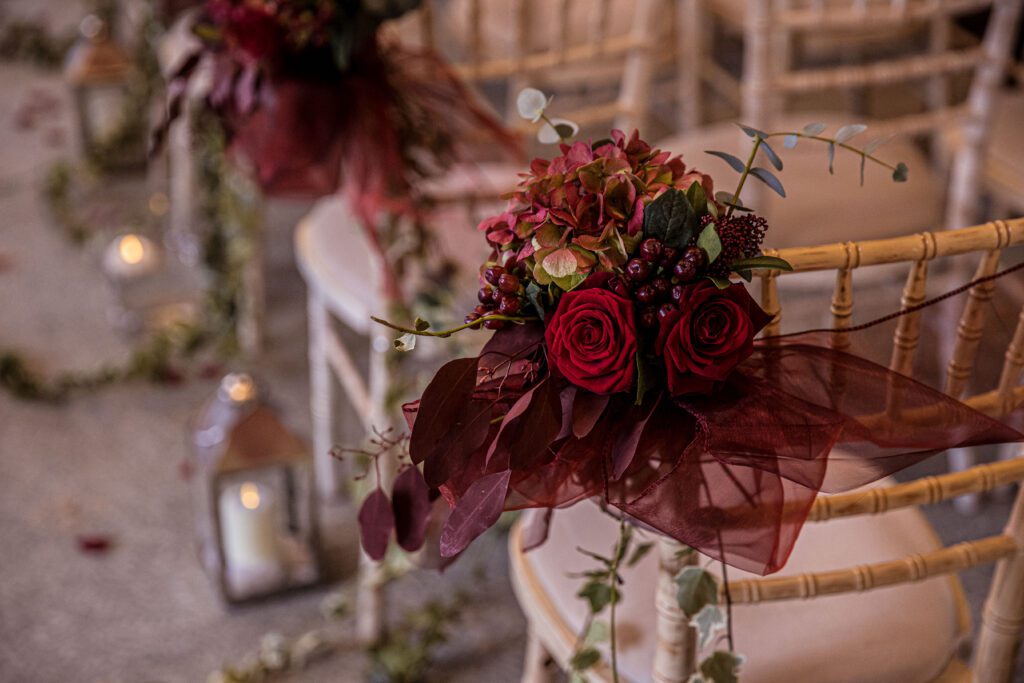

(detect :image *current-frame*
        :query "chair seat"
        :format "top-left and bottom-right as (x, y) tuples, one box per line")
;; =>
(294, 162), (519, 335)
(657, 113), (945, 249)
(511, 484), (968, 683)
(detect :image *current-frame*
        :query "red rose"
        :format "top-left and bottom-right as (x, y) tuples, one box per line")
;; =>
(657, 282), (772, 396)
(545, 285), (637, 394)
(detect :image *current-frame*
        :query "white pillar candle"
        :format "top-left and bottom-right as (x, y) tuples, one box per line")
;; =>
(102, 233), (160, 280)
(218, 482), (281, 571)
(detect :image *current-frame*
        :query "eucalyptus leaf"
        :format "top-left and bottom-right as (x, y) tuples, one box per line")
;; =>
(714, 191), (746, 211)
(737, 123), (768, 139)
(627, 542), (654, 567)
(699, 651), (745, 683)
(802, 122), (827, 136)
(749, 167), (786, 197)
(730, 255), (794, 272)
(394, 333), (416, 352)
(835, 123), (868, 144)
(892, 162), (909, 182)
(864, 135), (893, 155)
(704, 150), (746, 174)
(643, 188), (698, 249)
(693, 604), (726, 649)
(697, 223), (722, 264)
(674, 566), (719, 618)
(783, 134), (798, 149)
(859, 155), (866, 187)
(827, 142), (836, 175)
(759, 139), (783, 171)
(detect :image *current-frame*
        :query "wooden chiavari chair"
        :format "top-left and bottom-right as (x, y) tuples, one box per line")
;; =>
(510, 217), (1024, 682)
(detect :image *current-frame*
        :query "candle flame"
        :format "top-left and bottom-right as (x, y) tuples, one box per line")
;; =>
(240, 483), (261, 510)
(226, 375), (255, 403)
(118, 235), (145, 265)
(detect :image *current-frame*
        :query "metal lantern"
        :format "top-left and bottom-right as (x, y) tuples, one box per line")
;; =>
(189, 373), (321, 604)
(64, 15), (141, 167)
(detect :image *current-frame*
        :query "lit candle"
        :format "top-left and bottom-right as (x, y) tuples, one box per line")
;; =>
(218, 482), (282, 571)
(102, 233), (160, 279)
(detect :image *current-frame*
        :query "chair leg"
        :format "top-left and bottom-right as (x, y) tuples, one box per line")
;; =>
(521, 627), (555, 683)
(307, 289), (340, 500)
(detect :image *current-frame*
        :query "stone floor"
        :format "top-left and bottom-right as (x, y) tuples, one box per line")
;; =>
(1, 7), (1024, 683)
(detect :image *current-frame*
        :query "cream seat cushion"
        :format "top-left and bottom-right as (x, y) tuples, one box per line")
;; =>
(656, 114), (945, 249)
(512, 483), (965, 683)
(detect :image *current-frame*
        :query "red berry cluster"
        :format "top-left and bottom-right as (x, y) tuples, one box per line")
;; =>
(466, 265), (525, 330)
(608, 237), (709, 329)
(701, 214), (768, 277)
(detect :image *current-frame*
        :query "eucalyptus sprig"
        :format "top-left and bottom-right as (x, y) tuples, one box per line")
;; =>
(371, 314), (538, 351)
(708, 122), (908, 217)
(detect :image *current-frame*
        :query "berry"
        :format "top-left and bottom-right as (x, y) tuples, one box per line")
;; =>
(650, 277), (670, 300)
(608, 276), (631, 298)
(639, 307), (659, 329)
(474, 304), (488, 315)
(498, 296), (521, 315)
(673, 259), (698, 283)
(636, 284), (656, 304)
(671, 284), (685, 302)
(657, 303), (676, 320)
(483, 319), (505, 330)
(478, 287), (495, 304)
(497, 273), (520, 294)
(682, 245), (708, 270)
(484, 266), (505, 286)
(659, 246), (679, 269)
(639, 238), (663, 262)
(625, 258), (651, 282)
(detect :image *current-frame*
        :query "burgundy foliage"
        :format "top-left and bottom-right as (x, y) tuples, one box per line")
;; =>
(391, 465), (432, 552)
(358, 487), (395, 561)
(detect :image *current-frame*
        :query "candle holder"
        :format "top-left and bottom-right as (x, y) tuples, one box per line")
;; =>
(188, 373), (322, 604)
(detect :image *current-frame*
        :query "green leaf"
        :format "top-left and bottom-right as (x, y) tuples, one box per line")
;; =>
(585, 620), (610, 645)
(759, 139), (783, 171)
(674, 566), (719, 618)
(835, 123), (867, 144)
(553, 272), (587, 292)
(707, 276), (732, 290)
(699, 651), (745, 683)
(634, 353), (647, 406)
(737, 124), (768, 139)
(803, 121), (827, 136)
(627, 542), (654, 567)
(783, 134), (798, 149)
(578, 580), (614, 612)
(736, 268), (752, 282)
(892, 162), (909, 182)
(693, 605), (726, 649)
(643, 188), (698, 249)
(525, 281), (546, 321)
(414, 317), (430, 331)
(714, 191), (749, 212)
(685, 182), (709, 216)
(749, 167), (786, 197)
(730, 255), (794, 272)
(704, 150), (746, 174)
(697, 223), (722, 264)
(570, 647), (601, 671)
(393, 333), (416, 352)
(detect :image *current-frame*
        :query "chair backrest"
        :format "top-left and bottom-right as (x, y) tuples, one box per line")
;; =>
(737, 0), (1023, 229)
(384, 0), (666, 138)
(660, 218), (1024, 681)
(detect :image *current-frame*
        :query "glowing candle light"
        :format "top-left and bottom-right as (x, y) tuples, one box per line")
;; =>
(102, 233), (160, 279)
(219, 482), (281, 572)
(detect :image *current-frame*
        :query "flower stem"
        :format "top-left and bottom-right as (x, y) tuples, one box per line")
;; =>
(726, 136), (763, 217)
(539, 112), (569, 144)
(370, 314), (537, 338)
(609, 517), (627, 683)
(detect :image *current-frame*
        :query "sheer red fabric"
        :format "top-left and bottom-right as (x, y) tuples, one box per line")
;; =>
(406, 322), (1023, 575)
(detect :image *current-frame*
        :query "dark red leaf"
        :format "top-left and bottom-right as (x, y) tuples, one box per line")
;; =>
(358, 488), (394, 561)
(409, 357), (483, 468)
(439, 470), (511, 558)
(392, 466), (432, 552)
(478, 323), (544, 380)
(573, 391), (610, 439)
(521, 508), (553, 552)
(486, 378), (562, 471)
(611, 394), (662, 480)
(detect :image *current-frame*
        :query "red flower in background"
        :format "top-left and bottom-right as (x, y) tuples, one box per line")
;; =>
(658, 282), (773, 396)
(545, 284), (637, 394)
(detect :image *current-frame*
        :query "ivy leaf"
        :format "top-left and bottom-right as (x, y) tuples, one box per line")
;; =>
(675, 566), (719, 618)
(759, 139), (783, 171)
(705, 150), (746, 174)
(730, 255), (794, 272)
(643, 188), (698, 249)
(835, 123), (867, 144)
(393, 333), (416, 352)
(802, 121), (827, 136)
(783, 134), (798, 149)
(827, 142), (836, 174)
(697, 223), (722, 264)
(699, 651), (745, 683)
(693, 605), (726, 649)
(570, 647), (601, 671)
(685, 181), (709, 216)
(525, 281), (546, 321)
(585, 620), (610, 645)
(578, 580), (615, 612)
(892, 162), (909, 182)
(749, 167), (786, 197)
(627, 542), (654, 567)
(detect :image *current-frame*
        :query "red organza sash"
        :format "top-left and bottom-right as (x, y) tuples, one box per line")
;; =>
(405, 322), (1023, 575)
